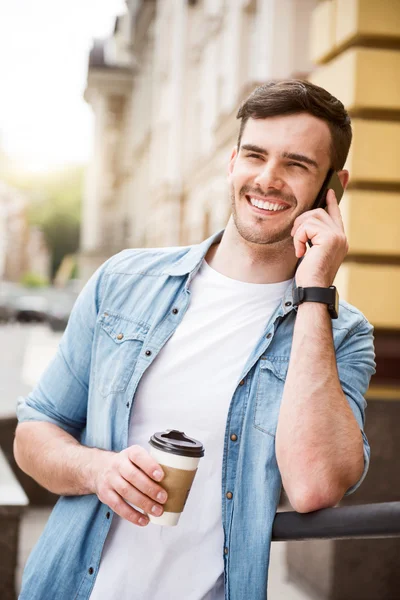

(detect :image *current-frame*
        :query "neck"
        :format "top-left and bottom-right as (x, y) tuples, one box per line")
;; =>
(205, 218), (298, 284)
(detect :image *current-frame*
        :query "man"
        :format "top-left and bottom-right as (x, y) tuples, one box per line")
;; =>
(14, 80), (375, 600)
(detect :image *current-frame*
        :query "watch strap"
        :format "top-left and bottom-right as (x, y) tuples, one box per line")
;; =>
(293, 286), (339, 319)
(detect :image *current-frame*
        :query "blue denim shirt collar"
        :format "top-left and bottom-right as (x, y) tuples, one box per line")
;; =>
(166, 229), (225, 277)
(167, 228), (296, 318)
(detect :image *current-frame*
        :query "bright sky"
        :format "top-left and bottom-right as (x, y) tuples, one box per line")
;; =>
(0, 0), (126, 173)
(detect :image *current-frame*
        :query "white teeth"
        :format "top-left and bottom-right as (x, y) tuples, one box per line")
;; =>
(249, 197), (286, 211)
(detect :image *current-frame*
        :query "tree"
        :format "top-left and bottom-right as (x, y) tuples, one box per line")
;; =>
(26, 166), (84, 279)
(0, 150), (85, 280)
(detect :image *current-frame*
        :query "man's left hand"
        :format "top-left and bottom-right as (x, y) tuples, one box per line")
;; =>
(291, 189), (349, 288)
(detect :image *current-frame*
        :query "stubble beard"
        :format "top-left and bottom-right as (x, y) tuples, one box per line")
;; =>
(230, 184), (297, 246)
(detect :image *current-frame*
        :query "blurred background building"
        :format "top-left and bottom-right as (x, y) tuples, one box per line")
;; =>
(81, 0), (316, 278)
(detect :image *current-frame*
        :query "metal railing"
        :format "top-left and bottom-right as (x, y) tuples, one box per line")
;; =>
(272, 501), (400, 541)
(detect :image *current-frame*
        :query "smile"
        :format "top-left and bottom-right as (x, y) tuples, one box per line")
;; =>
(246, 195), (289, 213)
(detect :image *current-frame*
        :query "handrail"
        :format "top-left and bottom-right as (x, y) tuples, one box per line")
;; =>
(272, 502), (400, 541)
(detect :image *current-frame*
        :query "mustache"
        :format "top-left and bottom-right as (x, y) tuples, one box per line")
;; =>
(240, 185), (296, 205)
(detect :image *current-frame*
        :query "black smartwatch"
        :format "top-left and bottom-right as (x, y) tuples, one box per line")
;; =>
(293, 286), (339, 319)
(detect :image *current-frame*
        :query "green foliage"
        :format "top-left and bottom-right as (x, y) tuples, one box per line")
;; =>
(70, 260), (79, 280)
(26, 166), (83, 225)
(20, 272), (49, 288)
(3, 165), (85, 279)
(42, 213), (80, 278)
(28, 168), (84, 279)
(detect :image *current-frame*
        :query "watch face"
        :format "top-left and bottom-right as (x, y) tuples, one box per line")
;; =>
(330, 286), (339, 318)
(334, 287), (339, 314)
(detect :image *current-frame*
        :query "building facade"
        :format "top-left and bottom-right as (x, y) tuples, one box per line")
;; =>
(81, 0), (317, 279)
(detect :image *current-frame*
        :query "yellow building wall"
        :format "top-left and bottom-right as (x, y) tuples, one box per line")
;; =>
(348, 120), (400, 184)
(336, 0), (400, 47)
(310, 48), (400, 112)
(310, 0), (400, 329)
(341, 191), (400, 255)
(310, 0), (337, 63)
(335, 264), (400, 328)
(311, 0), (400, 63)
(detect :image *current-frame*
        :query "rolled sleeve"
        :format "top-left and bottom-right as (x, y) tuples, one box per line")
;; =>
(16, 260), (108, 437)
(344, 431), (370, 496)
(336, 319), (376, 496)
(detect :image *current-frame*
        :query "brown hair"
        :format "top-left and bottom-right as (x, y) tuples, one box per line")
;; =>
(236, 80), (352, 171)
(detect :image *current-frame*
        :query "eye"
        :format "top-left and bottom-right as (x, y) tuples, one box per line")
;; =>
(246, 153), (263, 160)
(288, 162), (306, 170)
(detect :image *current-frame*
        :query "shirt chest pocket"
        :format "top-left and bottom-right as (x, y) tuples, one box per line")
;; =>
(254, 357), (289, 438)
(95, 313), (149, 398)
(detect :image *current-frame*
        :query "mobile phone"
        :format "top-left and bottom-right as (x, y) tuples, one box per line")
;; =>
(312, 168), (344, 210)
(306, 169), (344, 247)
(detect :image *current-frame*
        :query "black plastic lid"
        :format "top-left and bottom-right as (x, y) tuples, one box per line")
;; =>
(149, 430), (205, 458)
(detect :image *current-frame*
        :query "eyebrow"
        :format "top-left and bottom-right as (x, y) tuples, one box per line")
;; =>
(240, 144), (319, 169)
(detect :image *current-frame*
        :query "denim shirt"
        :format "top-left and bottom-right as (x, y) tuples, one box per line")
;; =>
(17, 229), (376, 600)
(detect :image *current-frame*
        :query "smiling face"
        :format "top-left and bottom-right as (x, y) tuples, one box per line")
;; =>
(228, 113), (333, 246)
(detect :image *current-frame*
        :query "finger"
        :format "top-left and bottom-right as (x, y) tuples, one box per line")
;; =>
(113, 475), (165, 517)
(293, 219), (331, 256)
(105, 490), (150, 526)
(119, 460), (168, 503)
(325, 189), (344, 228)
(127, 444), (165, 482)
(292, 223), (308, 258)
(291, 207), (332, 237)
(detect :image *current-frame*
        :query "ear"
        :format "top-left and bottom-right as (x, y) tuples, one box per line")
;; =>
(337, 169), (349, 190)
(227, 146), (238, 177)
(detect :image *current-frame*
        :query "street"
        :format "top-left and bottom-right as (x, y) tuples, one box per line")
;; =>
(0, 322), (311, 599)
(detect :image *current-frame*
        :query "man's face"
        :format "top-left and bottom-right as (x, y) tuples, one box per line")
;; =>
(228, 113), (333, 246)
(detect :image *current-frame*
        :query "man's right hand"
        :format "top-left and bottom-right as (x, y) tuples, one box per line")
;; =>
(92, 445), (168, 527)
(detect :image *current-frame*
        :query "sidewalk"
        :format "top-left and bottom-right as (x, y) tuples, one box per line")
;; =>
(17, 508), (313, 599)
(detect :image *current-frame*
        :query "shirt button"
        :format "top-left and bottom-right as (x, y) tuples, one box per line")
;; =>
(88, 567), (94, 575)
(172, 308), (179, 314)
(224, 547), (229, 555)
(285, 301), (292, 307)
(106, 511), (110, 519)
(239, 379), (245, 386)
(117, 333), (124, 340)
(230, 434), (237, 442)
(226, 492), (233, 499)
(145, 350), (152, 356)
(266, 333), (272, 339)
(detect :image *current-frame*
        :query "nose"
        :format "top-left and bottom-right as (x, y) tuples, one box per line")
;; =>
(254, 161), (284, 191)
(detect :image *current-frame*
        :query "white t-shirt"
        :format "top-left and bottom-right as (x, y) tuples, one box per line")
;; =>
(90, 260), (292, 600)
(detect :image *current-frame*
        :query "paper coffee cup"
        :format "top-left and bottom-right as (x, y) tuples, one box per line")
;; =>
(148, 429), (205, 526)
